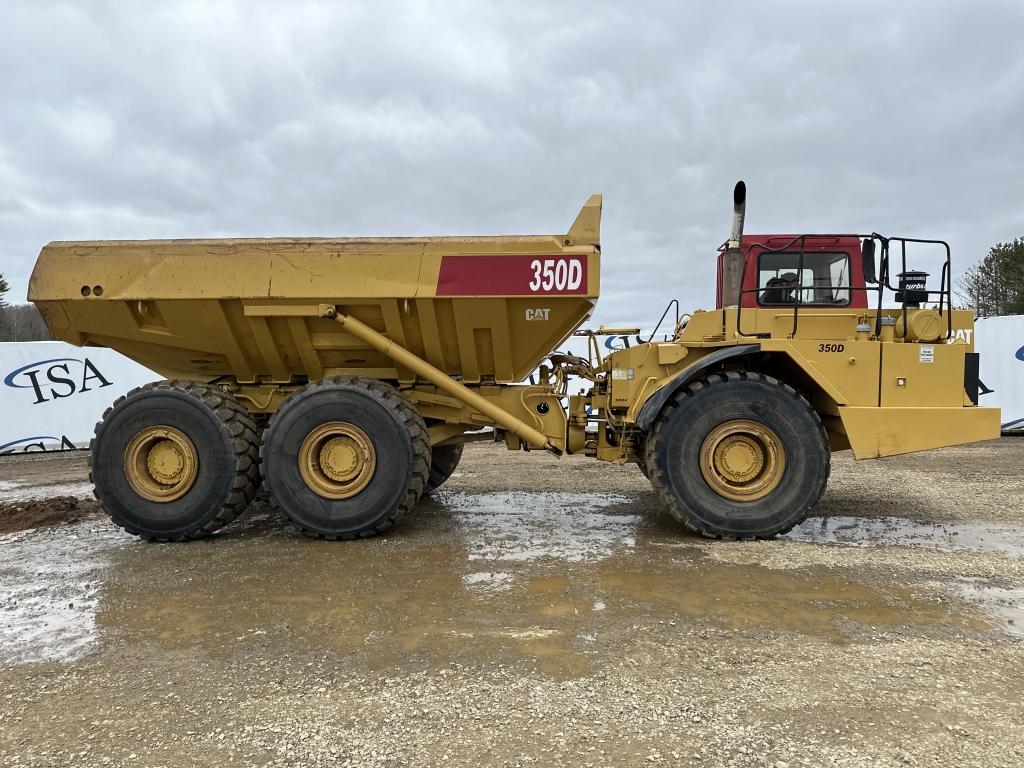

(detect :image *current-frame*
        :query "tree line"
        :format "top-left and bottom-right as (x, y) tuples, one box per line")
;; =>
(958, 238), (1024, 317)
(0, 274), (52, 341)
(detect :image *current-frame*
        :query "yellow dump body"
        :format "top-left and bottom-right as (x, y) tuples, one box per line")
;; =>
(28, 198), (602, 385)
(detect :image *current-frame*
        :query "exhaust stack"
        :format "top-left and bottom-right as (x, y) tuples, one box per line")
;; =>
(721, 180), (747, 307)
(728, 181), (746, 249)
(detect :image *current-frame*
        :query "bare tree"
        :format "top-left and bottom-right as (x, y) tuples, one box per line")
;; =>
(0, 303), (52, 342)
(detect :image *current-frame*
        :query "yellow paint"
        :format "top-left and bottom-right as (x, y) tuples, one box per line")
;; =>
(297, 422), (377, 499)
(29, 201), (601, 386)
(123, 425), (199, 502)
(839, 406), (1001, 458)
(28, 197), (999, 467)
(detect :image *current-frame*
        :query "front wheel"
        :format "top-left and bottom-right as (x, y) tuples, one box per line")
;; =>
(645, 371), (829, 539)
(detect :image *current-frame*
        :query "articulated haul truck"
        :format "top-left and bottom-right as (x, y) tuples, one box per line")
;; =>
(29, 183), (999, 541)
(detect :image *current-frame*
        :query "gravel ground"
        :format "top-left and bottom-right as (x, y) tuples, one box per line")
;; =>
(0, 438), (1022, 767)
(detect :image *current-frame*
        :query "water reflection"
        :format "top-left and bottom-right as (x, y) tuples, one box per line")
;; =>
(2, 492), (1018, 671)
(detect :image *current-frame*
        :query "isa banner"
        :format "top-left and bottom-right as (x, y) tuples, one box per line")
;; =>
(0, 342), (160, 454)
(974, 316), (1024, 432)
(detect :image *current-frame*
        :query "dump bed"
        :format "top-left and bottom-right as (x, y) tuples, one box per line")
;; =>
(28, 197), (602, 385)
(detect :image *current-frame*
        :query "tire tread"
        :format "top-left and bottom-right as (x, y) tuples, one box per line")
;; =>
(644, 371), (830, 540)
(89, 380), (261, 541)
(424, 443), (465, 494)
(262, 376), (430, 540)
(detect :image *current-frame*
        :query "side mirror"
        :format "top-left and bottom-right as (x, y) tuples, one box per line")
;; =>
(861, 238), (877, 284)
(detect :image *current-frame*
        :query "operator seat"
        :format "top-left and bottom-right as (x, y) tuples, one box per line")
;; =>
(761, 272), (799, 304)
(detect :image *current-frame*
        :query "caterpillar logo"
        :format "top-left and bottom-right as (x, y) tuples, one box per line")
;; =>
(525, 308), (551, 321)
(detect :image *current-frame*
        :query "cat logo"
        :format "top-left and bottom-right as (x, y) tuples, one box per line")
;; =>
(525, 308), (551, 321)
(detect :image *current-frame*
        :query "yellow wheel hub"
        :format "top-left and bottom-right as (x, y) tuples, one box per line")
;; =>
(298, 422), (376, 499)
(124, 426), (199, 502)
(699, 419), (786, 502)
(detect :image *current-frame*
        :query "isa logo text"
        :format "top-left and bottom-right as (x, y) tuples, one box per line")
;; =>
(3, 357), (113, 404)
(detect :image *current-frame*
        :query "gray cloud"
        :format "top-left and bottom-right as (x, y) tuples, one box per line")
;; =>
(2, 0), (1023, 326)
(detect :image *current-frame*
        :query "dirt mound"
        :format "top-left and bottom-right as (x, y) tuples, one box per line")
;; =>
(0, 496), (103, 535)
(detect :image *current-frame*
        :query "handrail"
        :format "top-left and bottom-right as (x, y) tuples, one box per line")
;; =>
(645, 299), (679, 343)
(734, 233), (952, 340)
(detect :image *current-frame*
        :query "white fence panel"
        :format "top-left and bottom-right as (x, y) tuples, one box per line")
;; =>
(975, 316), (1024, 432)
(0, 342), (160, 454)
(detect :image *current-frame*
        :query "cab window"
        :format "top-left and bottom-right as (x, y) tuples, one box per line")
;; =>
(757, 251), (850, 306)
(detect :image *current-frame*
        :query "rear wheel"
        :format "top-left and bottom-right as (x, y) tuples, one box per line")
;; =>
(645, 371), (829, 539)
(424, 443), (464, 494)
(262, 376), (429, 539)
(90, 381), (261, 541)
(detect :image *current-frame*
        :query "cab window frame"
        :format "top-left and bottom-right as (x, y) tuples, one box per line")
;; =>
(755, 250), (852, 307)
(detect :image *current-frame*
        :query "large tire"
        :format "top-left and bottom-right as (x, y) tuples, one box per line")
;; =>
(90, 381), (261, 541)
(645, 371), (829, 540)
(262, 376), (429, 539)
(424, 443), (464, 494)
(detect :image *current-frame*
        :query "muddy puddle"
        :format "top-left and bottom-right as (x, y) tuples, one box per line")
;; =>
(4, 490), (1021, 672)
(950, 578), (1024, 639)
(0, 479), (97, 503)
(445, 491), (638, 562)
(785, 515), (1024, 557)
(0, 524), (123, 664)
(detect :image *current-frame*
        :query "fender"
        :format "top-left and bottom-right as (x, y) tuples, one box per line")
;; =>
(635, 343), (761, 431)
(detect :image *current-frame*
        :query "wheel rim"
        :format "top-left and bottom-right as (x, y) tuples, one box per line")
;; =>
(298, 422), (376, 499)
(123, 425), (199, 502)
(699, 419), (786, 502)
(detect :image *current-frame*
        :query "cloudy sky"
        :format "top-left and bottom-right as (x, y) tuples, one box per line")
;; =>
(2, 1), (1023, 326)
